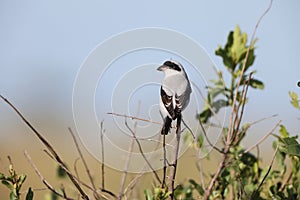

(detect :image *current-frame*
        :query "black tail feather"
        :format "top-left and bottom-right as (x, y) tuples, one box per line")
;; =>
(161, 116), (172, 135)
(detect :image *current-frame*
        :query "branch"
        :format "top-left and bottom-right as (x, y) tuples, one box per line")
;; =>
(204, 145), (229, 199)
(227, 0), (273, 143)
(168, 113), (182, 199)
(162, 133), (167, 188)
(99, 120), (105, 190)
(0, 95), (89, 200)
(118, 136), (135, 200)
(125, 118), (162, 184)
(107, 112), (161, 125)
(233, 72), (253, 140)
(204, 1), (273, 198)
(123, 172), (145, 198)
(68, 127), (101, 199)
(181, 118), (195, 139)
(243, 120), (281, 154)
(199, 119), (224, 154)
(251, 145), (278, 199)
(24, 150), (74, 200)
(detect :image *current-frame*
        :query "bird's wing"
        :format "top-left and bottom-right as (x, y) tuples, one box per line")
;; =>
(176, 84), (191, 111)
(160, 86), (176, 119)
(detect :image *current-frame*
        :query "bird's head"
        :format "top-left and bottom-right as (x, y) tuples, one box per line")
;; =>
(157, 60), (183, 73)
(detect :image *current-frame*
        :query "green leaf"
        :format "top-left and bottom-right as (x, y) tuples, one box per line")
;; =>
(189, 179), (204, 195)
(0, 173), (9, 180)
(279, 137), (300, 158)
(198, 108), (212, 123)
(231, 25), (248, 65)
(212, 99), (228, 113)
(196, 133), (204, 149)
(57, 165), (67, 178)
(249, 78), (264, 90)
(1, 180), (13, 189)
(279, 125), (289, 138)
(289, 91), (300, 110)
(10, 189), (18, 200)
(174, 184), (184, 197)
(26, 187), (34, 200)
(144, 189), (153, 200)
(17, 174), (27, 188)
(243, 48), (256, 71)
(215, 31), (236, 71)
(210, 85), (227, 99)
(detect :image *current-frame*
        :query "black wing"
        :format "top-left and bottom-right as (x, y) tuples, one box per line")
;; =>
(161, 86), (183, 120)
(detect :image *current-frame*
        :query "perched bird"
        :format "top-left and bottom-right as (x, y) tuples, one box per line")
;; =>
(157, 60), (192, 135)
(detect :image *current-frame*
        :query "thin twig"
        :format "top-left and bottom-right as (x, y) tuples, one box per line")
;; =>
(280, 172), (293, 192)
(251, 146), (278, 199)
(197, 151), (206, 192)
(0, 95), (89, 200)
(199, 119), (223, 154)
(249, 114), (278, 126)
(162, 133), (167, 188)
(204, 145), (229, 199)
(73, 158), (81, 183)
(68, 127), (100, 200)
(125, 119), (162, 184)
(234, 73), (253, 140)
(243, 120), (281, 154)
(43, 148), (114, 199)
(100, 120), (105, 190)
(24, 150), (74, 200)
(227, 0), (273, 144)
(181, 118), (195, 139)
(169, 113), (182, 199)
(107, 112), (161, 125)
(42, 149), (94, 192)
(118, 133), (135, 200)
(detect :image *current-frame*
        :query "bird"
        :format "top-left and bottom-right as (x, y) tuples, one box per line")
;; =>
(157, 60), (192, 135)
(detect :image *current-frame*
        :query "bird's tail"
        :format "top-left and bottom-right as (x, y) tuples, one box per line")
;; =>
(161, 116), (172, 135)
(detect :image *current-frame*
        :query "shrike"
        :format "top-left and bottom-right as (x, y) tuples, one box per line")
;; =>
(157, 60), (192, 135)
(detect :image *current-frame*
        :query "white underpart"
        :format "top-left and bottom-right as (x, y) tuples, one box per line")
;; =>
(160, 68), (191, 119)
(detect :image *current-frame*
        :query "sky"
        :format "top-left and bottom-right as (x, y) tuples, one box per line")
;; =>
(0, 0), (300, 175)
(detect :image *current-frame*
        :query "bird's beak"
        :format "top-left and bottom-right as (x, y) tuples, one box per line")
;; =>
(157, 65), (166, 71)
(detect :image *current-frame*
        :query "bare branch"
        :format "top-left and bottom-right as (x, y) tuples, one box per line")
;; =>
(99, 120), (105, 190)
(107, 112), (161, 125)
(251, 145), (278, 199)
(199, 119), (224, 154)
(118, 121), (135, 200)
(227, 0), (273, 144)
(162, 133), (167, 188)
(43, 149), (94, 191)
(73, 158), (81, 183)
(168, 113), (182, 199)
(123, 172), (145, 198)
(204, 146), (229, 199)
(125, 118), (162, 184)
(68, 127), (101, 200)
(243, 120), (281, 154)
(249, 114), (278, 126)
(233, 72), (253, 139)
(197, 152), (206, 192)
(24, 150), (74, 200)
(181, 118), (195, 139)
(0, 95), (89, 200)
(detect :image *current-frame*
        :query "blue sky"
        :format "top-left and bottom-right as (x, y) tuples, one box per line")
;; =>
(1, 1), (300, 161)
